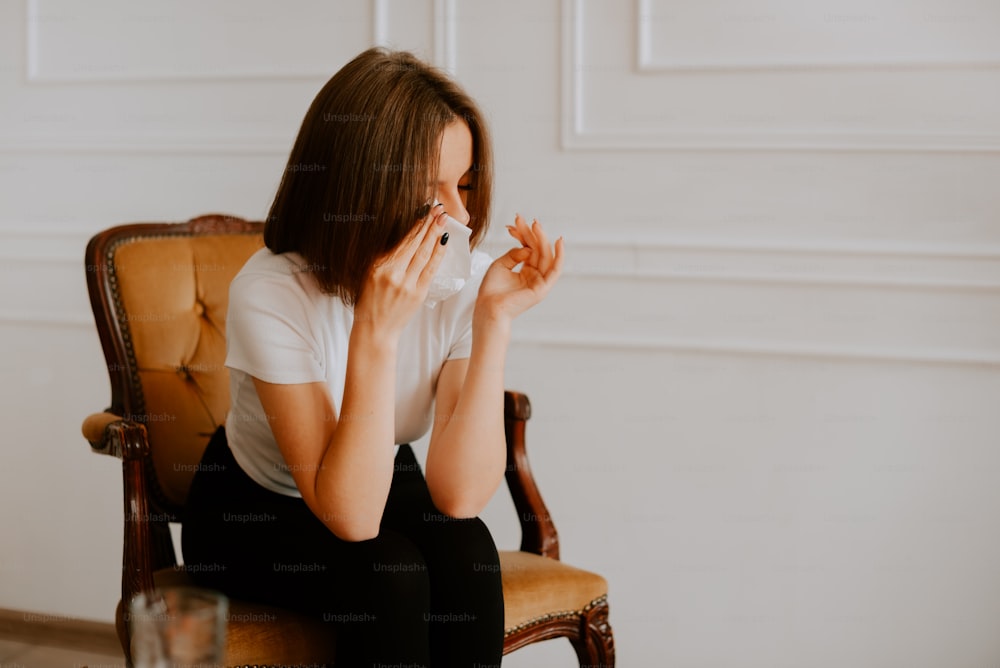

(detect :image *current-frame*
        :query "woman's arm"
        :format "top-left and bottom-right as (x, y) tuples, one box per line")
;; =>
(424, 315), (510, 518)
(253, 206), (451, 542)
(425, 214), (563, 517)
(252, 320), (398, 542)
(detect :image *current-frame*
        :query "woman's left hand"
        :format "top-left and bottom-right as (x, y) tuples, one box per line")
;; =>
(475, 214), (564, 325)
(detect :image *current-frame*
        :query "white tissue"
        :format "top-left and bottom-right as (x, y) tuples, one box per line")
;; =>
(424, 213), (473, 308)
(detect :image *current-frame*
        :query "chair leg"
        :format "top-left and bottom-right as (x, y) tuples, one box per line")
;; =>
(115, 599), (134, 668)
(569, 596), (615, 668)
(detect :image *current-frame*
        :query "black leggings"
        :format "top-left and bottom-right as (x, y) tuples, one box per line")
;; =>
(181, 427), (503, 667)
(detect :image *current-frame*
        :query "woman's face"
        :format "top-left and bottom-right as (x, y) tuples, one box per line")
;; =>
(433, 119), (474, 226)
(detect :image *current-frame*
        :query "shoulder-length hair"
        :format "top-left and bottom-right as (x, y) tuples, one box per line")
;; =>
(264, 47), (493, 305)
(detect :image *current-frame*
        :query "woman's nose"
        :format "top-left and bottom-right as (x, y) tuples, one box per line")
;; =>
(440, 195), (470, 226)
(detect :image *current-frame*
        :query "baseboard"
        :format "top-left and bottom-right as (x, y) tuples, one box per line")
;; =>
(0, 608), (122, 656)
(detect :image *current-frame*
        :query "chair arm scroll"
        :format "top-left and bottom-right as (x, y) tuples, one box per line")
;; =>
(82, 412), (153, 462)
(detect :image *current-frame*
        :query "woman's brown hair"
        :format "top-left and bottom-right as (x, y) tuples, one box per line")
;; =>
(264, 47), (493, 305)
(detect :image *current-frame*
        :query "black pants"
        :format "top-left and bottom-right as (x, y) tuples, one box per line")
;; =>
(181, 427), (504, 667)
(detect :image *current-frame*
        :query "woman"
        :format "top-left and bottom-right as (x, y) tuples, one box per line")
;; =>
(182, 47), (563, 667)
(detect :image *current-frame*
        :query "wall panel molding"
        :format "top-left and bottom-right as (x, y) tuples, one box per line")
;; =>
(373, 0), (456, 71)
(0, 140), (291, 156)
(562, 0), (1000, 152)
(26, 0), (374, 82)
(636, 0), (1000, 72)
(0, 310), (92, 328)
(27, 0), (456, 83)
(0, 228), (94, 262)
(484, 234), (1000, 291)
(433, 0), (457, 73)
(6, 227), (998, 365)
(511, 331), (1000, 368)
(6, 309), (997, 367)
(6, 227), (1000, 289)
(373, 0), (390, 46)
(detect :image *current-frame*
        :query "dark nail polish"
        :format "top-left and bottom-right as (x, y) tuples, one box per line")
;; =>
(440, 232), (450, 245)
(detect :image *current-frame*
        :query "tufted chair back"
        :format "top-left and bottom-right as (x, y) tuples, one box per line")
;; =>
(86, 215), (264, 514)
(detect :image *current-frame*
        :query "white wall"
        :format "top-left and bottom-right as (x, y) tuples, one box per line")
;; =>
(2, 1), (1000, 666)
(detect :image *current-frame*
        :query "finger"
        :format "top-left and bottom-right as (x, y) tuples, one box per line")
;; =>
(546, 236), (565, 283)
(407, 206), (449, 277)
(507, 223), (532, 264)
(511, 214), (528, 245)
(415, 222), (451, 288)
(531, 219), (554, 275)
(524, 234), (563, 292)
(494, 246), (532, 271)
(508, 211), (531, 238)
(514, 214), (541, 270)
(527, 219), (545, 274)
(391, 203), (445, 263)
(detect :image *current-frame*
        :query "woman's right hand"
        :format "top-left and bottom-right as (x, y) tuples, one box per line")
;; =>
(353, 203), (450, 339)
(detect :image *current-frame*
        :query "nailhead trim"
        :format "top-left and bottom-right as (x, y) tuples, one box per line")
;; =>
(503, 594), (608, 637)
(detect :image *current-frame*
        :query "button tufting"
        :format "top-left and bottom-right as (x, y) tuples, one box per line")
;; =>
(193, 300), (205, 316)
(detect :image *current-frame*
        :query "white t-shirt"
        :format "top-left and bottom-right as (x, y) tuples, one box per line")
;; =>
(224, 247), (492, 497)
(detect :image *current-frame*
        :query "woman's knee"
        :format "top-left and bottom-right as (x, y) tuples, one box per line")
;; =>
(353, 531), (432, 612)
(441, 516), (499, 558)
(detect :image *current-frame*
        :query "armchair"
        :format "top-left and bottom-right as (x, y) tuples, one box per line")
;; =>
(81, 214), (614, 666)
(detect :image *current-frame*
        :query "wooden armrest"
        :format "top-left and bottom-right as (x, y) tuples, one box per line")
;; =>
(83, 413), (159, 601)
(82, 411), (121, 451)
(503, 390), (560, 560)
(81, 411), (150, 461)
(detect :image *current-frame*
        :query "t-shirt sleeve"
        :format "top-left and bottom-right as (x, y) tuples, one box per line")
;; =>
(225, 271), (326, 384)
(446, 250), (493, 361)
(447, 311), (475, 360)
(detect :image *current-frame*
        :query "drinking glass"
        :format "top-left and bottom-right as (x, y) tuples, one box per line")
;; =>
(129, 587), (228, 667)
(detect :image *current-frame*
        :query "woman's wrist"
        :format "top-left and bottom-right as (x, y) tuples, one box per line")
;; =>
(350, 317), (400, 355)
(472, 305), (512, 343)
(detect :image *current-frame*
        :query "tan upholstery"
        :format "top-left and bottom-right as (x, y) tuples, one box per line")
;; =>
(112, 233), (263, 506)
(499, 551), (608, 631)
(81, 411), (121, 445)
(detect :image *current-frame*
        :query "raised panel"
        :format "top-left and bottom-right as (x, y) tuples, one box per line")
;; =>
(638, 0), (1000, 70)
(562, 0), (1000, 151)
(13, 0), (456, 154)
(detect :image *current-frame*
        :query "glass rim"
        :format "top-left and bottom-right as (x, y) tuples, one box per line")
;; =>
(128, 586), (229, 622)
